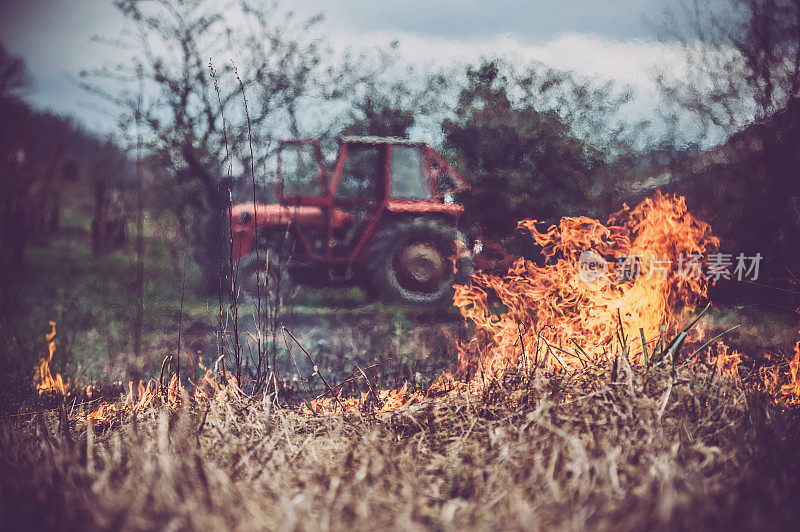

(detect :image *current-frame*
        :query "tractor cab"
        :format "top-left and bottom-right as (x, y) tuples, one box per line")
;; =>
(273, 136), (467, 261)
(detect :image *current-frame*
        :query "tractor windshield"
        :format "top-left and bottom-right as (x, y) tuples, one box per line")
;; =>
(279, 143), (322, 197)
(390, 146), (430, 200)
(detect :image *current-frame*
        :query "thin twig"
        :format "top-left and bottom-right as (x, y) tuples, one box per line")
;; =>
(177, 247), (187, 382)
(282, 326), (347, 413)
(312, 359), (392, 400)
(356, 365), (382, 410)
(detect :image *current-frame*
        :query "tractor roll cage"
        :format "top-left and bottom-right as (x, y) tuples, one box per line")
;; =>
(275, 137), (468, 203)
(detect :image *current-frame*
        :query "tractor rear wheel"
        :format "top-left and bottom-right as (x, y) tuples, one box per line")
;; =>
(367, 218), (472, 305)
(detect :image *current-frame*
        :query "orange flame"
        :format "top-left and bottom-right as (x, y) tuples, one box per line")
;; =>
(75, 370), (241, 426)
(452, 192), (718, 382)
(713, 343), (743, 381)
(781, 346), (800, 405)
(767, 337), (800, 406)
(33, 321), (66, 396)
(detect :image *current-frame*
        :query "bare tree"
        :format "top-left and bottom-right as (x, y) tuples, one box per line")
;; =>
(658, 0), (800, 133)
(80, 0), (427, 292)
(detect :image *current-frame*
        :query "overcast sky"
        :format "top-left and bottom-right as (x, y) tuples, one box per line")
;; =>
(0, 0), (683, 135)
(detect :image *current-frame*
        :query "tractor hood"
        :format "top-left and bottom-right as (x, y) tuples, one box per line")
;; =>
(231, 203), (355, 230)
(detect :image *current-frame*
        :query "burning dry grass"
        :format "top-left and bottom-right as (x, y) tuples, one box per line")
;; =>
(6, 191), (800, 529)
(2, 364), (799, 530)
(453, 192), (719, 380)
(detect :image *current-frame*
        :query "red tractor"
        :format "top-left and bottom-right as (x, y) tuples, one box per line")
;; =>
(230, 136), (475, 305)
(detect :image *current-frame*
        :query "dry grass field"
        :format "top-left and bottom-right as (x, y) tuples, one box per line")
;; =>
(2, 361), (799, 531)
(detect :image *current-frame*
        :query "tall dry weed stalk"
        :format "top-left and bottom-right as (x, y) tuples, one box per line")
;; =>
(207, 58), (286, 393)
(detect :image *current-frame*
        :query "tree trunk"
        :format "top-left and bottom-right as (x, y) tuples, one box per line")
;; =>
(91, 180), (107, 256)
